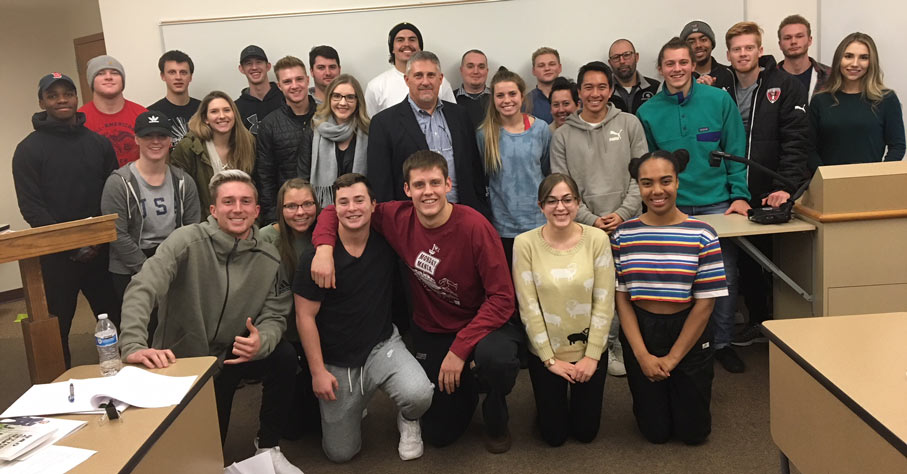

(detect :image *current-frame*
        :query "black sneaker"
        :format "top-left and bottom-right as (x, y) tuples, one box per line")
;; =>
(483, 426), (512, 454)
(715, 347), (745, 373)
(731, 324), (769, 347)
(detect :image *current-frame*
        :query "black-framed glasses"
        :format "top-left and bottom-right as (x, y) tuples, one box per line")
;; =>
(608, 51), (636, 62)
(542, 195), (577, 207)
(283, 201), (316, 212)
(330, 93), (358, 103)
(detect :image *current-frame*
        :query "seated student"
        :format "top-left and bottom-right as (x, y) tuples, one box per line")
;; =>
(101, 111), (200, 329)
(548, 77), (579, 133)
(477, 67), (550, 264)
(310, 151), (522, 453)
(258, 178), (321, 437)
(612, 149), (727, 445)
(171, 91), (256, 219)
(295, 173), (433, 463)
(119, 170), (301, 474)
(513, 173), (614, 447)
(299, 74), (370, 206)
(147, 50), (201, 145)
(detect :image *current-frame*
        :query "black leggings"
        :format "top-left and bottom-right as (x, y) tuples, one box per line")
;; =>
(619, 304), (714, 445)
(526, 355), (606, 446)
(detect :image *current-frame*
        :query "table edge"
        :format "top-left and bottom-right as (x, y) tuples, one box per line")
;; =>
(760, 324), (907, 458)
(120, 359), (219, 473)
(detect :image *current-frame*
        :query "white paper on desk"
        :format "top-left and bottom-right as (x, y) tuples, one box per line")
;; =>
(0, 366), (197, 418)
(224, 451), (276, 474)
(0, 445), (95, 474)
(16, 418), (86, 461)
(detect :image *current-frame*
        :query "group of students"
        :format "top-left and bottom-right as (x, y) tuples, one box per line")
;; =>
(10, 12), (905, 474)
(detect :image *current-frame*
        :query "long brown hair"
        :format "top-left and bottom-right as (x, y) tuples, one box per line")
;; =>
(820, 32), (890, 105)
(479, 68), (527, 175)
(188, 90), (256, 174)
(275, 178), (319, 278)
(313, 74), (370, 134)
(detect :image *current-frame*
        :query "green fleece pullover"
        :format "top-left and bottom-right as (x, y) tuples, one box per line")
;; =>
(637, 81), (750, 206)
(119, 216), (291, 363)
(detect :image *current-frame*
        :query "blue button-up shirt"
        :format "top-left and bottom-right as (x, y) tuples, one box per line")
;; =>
(408, 96), (459, 203)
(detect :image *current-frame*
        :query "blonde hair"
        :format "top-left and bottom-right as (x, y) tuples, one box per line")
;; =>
(479, 68), (527, 175)
(189, 90), (256, 174)
(821, 32), (890, 105)
(312, 74), (370, 133)
(725, 21), (763, 48)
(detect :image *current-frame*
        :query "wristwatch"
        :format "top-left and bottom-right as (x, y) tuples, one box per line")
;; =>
(545, 358), (557, 368)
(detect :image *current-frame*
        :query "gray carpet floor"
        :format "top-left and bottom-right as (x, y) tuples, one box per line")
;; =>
(1, 296), (781, 474)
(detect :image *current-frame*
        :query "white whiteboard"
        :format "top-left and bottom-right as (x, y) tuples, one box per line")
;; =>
(160, 0), (744, 99)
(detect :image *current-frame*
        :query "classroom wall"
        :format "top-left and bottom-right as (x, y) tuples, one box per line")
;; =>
(0, 0), (103, 293)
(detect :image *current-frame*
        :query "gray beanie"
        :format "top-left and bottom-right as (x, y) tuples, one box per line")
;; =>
(86, 55), (125, 90)
(680, 20), (716, 47)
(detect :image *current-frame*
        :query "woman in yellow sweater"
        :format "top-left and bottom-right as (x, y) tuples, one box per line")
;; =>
(512, 173), (615, 446)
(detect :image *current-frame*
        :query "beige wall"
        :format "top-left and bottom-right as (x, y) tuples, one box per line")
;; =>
(0, 0), (103, 292)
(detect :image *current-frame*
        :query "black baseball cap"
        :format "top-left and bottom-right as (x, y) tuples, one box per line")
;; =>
(240, 45), (268, 63)
(134, 111), (171, 137)
(38, 72), (76, 98)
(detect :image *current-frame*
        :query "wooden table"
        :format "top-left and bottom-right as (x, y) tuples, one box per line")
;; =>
(762, 313), (907, 473)
(53, 356), (224, 473)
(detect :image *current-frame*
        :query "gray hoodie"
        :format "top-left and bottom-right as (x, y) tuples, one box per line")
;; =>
(100, 164), (200, 275)
(550, 105), (647, 225)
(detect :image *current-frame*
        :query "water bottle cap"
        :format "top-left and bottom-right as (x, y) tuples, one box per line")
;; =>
(98, 313), (108, 320)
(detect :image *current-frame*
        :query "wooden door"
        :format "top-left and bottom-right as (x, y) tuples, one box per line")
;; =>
(73, 33), (106, 105)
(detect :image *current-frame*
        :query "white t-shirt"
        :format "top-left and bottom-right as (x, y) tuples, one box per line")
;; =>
(364, 66), (456, 118)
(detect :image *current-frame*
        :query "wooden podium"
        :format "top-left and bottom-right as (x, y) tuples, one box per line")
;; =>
(776, 161), (907, 318)
(0, 215), (117, 384)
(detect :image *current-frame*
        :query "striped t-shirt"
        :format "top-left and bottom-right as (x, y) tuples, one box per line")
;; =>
(611, 217), (728, 302)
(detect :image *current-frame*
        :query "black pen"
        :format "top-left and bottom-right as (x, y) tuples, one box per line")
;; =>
(68, 382), (74, 403)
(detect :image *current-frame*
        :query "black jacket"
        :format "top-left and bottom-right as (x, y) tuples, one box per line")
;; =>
(13, 112), (118, 228)
(714, 56), (810, 204)
(367, 98), (491, 218)
(235, 82), (285, 135)
(610, 74), (660, 115)
(255, 101), (314, 223)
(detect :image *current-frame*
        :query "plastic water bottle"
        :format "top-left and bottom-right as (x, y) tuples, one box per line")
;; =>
(95, 313), (122, 376)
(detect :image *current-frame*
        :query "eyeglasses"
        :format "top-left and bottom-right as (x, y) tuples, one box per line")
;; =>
(283, 201), (316, 212)
(542, 195), (577, 207)
(608, 51), (636, 62)
(330, 93), (358, 103)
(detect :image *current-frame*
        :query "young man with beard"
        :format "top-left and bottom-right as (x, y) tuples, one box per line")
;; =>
(310, 152), (522, 453)
(13, 73), (120, 367)
(365, 22), (456, 117)
(680, 21), (735, 87)
(294, 173), (433, 463)
(455, 49), (491, 128)
(526, 47), (562, 123)
(119, 169), (301, 474)
(776, 14), (831, 101)
(550, 61), (648, 377)
(637, 38), (750, 374)
(256, 56), (316, 224)
(718, 22), (809, 348)
(79, 55), (148, 166)
(608, 39), (660, 115)
(308, 45), (342, 105)
(147, 50), (201, 146)
(235, 45), (285, 135)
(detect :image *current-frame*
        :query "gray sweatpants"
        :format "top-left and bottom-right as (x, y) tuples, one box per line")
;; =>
(320, 326), (434, 463)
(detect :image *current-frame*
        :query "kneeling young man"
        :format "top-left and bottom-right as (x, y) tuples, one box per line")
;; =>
(294, 173), (434, 463)
(311, 151), (522, 453)
(118, 170), (301, 474)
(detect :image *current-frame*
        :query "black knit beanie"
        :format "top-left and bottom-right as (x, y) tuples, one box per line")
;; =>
(387, 22), (424, 64)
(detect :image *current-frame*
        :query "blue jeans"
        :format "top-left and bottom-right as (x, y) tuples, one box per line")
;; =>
(678, 201), (738, 349)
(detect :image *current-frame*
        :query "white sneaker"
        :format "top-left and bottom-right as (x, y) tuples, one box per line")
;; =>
(607, 349), (627, 377)
(397, 411), (424, 461)
(254, 442), (304, 474)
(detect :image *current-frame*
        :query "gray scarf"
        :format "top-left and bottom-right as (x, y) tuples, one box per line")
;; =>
(310, 117), (368, 206)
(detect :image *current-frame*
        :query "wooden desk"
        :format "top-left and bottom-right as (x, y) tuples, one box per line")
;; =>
(762, 314), (907, 474)
(54, 356), (223, 473)
(693, 213), (816, 238)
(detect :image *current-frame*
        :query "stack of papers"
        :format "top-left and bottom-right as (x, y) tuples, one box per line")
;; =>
(0, 366), (198, 418)
(0, 417), (90, 473)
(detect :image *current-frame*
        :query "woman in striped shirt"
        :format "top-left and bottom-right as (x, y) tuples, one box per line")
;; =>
(611, 149), (728, 445)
